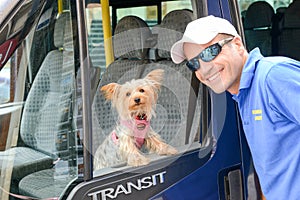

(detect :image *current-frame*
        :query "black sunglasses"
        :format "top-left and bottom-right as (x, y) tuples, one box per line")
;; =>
(186, 37), (234, 72)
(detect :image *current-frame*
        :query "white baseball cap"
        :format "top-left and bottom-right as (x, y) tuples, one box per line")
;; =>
(170, 15), (239, 64)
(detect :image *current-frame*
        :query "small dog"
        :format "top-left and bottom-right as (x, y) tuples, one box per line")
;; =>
(94, 69), (178, 170)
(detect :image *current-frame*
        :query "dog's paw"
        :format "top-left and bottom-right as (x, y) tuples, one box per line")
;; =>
(127, 154), (150, 167)
(158, 145), (178, 155)
(167, 146), (178, 155)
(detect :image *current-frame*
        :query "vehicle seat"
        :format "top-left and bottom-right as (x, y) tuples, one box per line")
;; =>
(243, 1), (274, 56)
(18, 11), (77, 198)
(92, 16), (153, 159)
(0, 10), (74, 197)
(278, 0), (300, 60)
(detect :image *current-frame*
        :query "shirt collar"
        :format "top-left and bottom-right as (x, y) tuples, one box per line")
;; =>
(240, 48), (264, 89)
(232, 48), (263, 100)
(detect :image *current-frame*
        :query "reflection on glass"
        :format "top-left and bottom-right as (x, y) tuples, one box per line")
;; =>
(0, 64), (10, 104)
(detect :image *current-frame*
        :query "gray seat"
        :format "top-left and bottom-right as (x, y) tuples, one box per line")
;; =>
(149, 9), (200, 147)
(18, 11), (77, 198)
(244, 1), (274, 56)
(278, 0), (300, 60)
(154, 9), (195, 60)
(0, 11), (75, 197)
(0, 147), (53, 195)
(92, 16), (153, 157)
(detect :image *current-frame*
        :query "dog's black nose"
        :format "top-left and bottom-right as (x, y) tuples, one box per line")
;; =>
(134, 98), (140, 104)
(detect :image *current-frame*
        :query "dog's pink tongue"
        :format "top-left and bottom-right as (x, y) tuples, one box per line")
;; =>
(137, 123), (146, 130)
(134, 120), (150, 149)
(120, 119), (149, 149)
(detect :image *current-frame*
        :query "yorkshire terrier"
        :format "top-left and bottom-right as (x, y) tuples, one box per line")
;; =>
(94, 69), (178, 170)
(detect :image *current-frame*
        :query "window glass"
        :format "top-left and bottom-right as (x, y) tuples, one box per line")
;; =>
(85, 0), (193, 76)
(0, 0), (19, 24)
(239, 0), (292, 11)
(0, 63), (10, 103)
(239, 0), (300, 60)
(0, 1), (79, 199)
(86, 3), (110, 76)
(162, 0), (193, 17)
(117, 6), (158, 26)
(116, 0), (193, 25)
(91, 0), (214, 177)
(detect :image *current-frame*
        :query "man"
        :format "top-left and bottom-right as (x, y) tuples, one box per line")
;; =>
(171, 15), (300, 199)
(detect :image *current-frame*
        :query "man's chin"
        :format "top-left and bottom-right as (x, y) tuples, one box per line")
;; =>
(209, 85), (226, 94)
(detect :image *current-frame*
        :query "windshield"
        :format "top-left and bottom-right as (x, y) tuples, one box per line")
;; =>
(0, 0), (46, 70)
(0, 0), (80, 199)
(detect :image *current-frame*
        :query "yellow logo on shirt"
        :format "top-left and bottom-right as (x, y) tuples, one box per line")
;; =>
(252, 109), (262, 121)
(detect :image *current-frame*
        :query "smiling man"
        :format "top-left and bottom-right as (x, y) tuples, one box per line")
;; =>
(171, 15), (300, 200)
(171, 15), (246, 94)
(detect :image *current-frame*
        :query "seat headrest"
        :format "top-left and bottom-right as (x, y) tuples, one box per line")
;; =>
(244, 1), (274, 29)
(154, 10), (194, 59)
(284, 1), (300, 28)
(53, 11), (73, 51)
(113, 16), (152, 59)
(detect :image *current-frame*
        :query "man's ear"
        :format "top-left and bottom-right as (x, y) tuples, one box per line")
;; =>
(145, 69), (164, 90)
(100, 83), (120, 100)
(232, 36), (245, 53)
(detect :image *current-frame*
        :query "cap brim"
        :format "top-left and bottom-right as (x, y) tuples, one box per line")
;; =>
(170, 32), (219, 64)
(170, 40), (185, 64)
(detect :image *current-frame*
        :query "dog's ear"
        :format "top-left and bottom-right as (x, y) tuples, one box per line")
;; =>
(100, 83), (119, 100)
(145, 69), (164, 89)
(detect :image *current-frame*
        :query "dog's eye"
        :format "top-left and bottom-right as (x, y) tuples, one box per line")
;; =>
(139, 89), (145, 93)
(126, 92), (131, 97)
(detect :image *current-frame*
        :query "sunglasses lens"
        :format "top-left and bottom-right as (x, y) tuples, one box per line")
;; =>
(200, 44), (221, 62)
(186, 58), (200, 72)
(185, 43), (223, 71)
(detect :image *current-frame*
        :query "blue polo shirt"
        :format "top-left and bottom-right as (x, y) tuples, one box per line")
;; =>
(232, 48), (300, 199)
